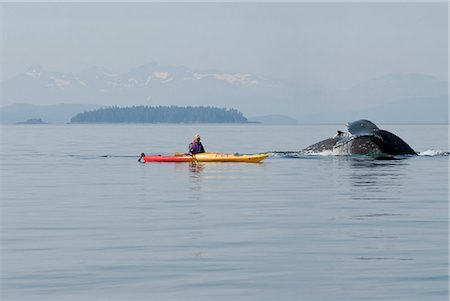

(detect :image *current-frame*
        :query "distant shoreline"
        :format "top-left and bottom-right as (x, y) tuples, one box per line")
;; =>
(70, 105), (250, 124)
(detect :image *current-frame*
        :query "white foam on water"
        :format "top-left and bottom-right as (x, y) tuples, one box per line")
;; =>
(301, 149), (339, 156)
(418, 149), (449, 157)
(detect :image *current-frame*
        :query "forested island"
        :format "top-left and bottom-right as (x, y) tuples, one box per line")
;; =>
(70, 106), (249, 123)
(16, 118), (47, 124)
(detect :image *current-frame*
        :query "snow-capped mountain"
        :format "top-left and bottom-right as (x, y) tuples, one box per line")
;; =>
(2, 63), (303, 120)
(1, 63), (447, 123)
(2, 63), (309, 122)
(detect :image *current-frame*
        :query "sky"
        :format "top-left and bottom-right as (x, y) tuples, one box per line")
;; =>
(1, 2), (448, 89)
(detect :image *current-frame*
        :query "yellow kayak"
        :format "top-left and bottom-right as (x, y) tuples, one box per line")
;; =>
(194, 152), (269, 163)
(174, 152), (269, 163)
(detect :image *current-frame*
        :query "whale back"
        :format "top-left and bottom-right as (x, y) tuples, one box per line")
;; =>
(347, 119), (380, 136)
(302, 119), (417, 156)
(302, 137), (340, 153)
(378, 130), (416, 155)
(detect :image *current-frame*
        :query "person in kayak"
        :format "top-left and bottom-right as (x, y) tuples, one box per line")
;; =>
(189, 134), (205, 155)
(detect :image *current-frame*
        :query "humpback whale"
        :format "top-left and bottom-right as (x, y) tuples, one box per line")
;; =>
(302, 120), (416, 156)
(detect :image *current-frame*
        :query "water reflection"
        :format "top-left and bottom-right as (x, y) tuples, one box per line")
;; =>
(329, 156), (413, 216)
(330, 157), (418, 264)
(346, 157), (410, 192)
(188, 163), (205, 202)
(189, 162), (205, 175)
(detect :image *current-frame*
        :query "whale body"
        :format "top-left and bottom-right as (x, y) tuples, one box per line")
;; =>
(302, 120), (416, 156)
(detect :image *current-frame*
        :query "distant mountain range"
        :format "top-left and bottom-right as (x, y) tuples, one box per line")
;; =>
(2, 63), (293, 113)
(1, 63), (448, 124)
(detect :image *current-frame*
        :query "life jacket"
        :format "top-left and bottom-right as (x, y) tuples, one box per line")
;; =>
(189, 142), (205, 154)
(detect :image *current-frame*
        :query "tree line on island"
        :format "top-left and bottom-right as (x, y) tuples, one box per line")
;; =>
(70, 105), (249, 123)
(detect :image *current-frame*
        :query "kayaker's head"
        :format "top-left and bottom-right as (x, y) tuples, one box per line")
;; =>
(194, 134), (201, 142)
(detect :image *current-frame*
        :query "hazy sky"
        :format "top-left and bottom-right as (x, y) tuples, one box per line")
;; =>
(1, 2), (448, 88)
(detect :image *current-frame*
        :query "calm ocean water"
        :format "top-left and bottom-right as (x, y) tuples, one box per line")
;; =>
(1, 124), (448, 301)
